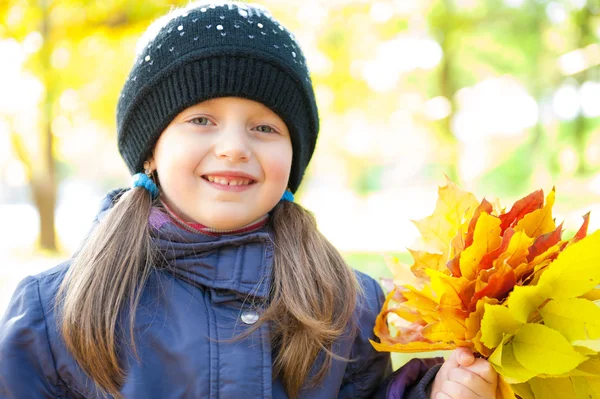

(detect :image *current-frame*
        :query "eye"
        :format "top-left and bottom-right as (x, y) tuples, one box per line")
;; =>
(189, 117), (212, 126)
(255, 125), (277, 133)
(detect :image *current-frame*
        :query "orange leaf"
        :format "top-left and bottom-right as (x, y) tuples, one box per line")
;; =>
(465, 199), (494, 248)
(573, 212), (591, 242)
(527, 241), (564, 270)
(495, 230), (535, 269)
(499, 189), (544, 233)
(470, 262), (516, 311)
(514, 188), (556, 237)
(375, 289), (430, 345)
(526, 223), (564, 263)
(459, 212), (503, 280)
(446, 253), (462, 277)
(427, 269), (470, 310)
(370, 339), (456, 353)
(479, 228), (516, 271)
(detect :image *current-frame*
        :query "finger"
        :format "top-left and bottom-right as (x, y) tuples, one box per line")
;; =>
(461, 358), (498, 385)
(454, 347), (476, 367)
(434, 393), (453, 399)
(440, 380), (480, 399)
(448, 367), (490, 396)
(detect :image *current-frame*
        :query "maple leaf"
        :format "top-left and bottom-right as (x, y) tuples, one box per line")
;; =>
(373, 179), (600, 399)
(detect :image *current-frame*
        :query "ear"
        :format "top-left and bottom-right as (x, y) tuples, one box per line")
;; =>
(144, 158), (156, 171)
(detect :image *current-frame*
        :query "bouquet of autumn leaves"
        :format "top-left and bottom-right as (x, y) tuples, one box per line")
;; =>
(372, 178), (600, 399)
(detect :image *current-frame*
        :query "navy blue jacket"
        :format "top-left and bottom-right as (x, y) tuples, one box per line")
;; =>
(0, 190), (438, 398)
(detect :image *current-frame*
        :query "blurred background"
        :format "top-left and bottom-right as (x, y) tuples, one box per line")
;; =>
(1, 0), (600, 363)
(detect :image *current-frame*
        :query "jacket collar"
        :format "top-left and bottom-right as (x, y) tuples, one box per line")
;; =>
(95, 189), (274, 299)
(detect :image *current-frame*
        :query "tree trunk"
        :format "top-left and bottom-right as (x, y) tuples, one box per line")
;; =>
(35, 0), (57, 251)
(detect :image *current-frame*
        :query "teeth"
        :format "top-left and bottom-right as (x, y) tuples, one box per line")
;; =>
(205, 176), (253, 186)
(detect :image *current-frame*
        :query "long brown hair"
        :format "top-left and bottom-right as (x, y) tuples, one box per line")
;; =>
(57, 189), (360, 399)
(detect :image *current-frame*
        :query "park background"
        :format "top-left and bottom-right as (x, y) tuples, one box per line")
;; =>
(1, 0), (600, 365)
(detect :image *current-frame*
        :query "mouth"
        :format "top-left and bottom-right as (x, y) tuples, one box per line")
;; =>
(201, 175), (256, 187)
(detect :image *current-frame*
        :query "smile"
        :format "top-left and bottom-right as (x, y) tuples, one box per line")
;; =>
(202, 175), (256, 192)
(203, 175), (254, 186)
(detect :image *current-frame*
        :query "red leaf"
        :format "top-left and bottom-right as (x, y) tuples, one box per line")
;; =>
(526, 222), (564, 263)
(469, 263), (516, 311)
(498, 190), (544, 233)
(446, 253), (462, 277)
(573, 212), (591, 242)
(478, 228), (516, 271)
(465, 199), (494, 248)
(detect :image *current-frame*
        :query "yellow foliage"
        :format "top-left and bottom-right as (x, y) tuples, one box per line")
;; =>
(372, 179), (600, 398)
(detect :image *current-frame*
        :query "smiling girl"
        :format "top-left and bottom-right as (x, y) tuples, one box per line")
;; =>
(0, 2), (496, 398)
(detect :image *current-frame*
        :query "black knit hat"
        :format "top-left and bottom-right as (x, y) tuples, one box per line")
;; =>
(116, 1), (319, 193)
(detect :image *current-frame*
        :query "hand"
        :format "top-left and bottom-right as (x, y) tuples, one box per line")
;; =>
(429, 347), (498, 399)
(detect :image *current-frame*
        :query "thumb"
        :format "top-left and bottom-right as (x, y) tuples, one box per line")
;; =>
(453, 347), (476, 367)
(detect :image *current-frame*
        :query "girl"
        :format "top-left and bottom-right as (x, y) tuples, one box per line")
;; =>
(0, 2), (497, 398)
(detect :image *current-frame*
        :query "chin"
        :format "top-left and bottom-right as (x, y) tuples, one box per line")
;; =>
(201, 214), (254, 230)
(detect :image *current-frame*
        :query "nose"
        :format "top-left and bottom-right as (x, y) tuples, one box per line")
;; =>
(214, 126), (251, 162)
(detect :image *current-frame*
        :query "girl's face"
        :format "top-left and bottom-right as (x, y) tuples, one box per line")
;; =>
(149, 97), (293, 230)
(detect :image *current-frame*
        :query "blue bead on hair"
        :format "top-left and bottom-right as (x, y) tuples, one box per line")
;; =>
(281, 190), (294, 202)
(132, 173), (159, 200)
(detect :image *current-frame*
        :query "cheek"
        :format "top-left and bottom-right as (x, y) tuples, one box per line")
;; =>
(262, 144), (293, 187)
(154, 136), (206, 193)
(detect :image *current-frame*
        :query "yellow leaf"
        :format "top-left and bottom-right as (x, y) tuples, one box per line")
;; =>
(572, 377), (600, 399)
(539, 298), (600, 342)
(481, 304), (523, 349)
(421, 321), (457, 343)
(412, 177), (479, 256)
(464, 298), (496, 357)
(465, 299), (485, 342)
(497, 376), (517, 399)
(529, 376), (577, 399)
(459, 212), (502, 280)
(369, 339), (456, 353)
(407, 249), (447, 278)
(572, 340), (600, 353)
(536, 230), (600, 299)
(578, 356), (600, 375)
(506, 285), (546, 324)
(489, 338), (537, 384)
(512, 323), (587, 375)
(495, 230), (535, 268)
(574, 345), (599, 357)
(473, 331), (493, 358)
(581, 288), (600, 302)
(385, 256), (421, 287)
(426, 269), (469, 310)
(529, 375), (600, 398)
(512, 382), (535, 399)
(514, 189), (556, 237)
